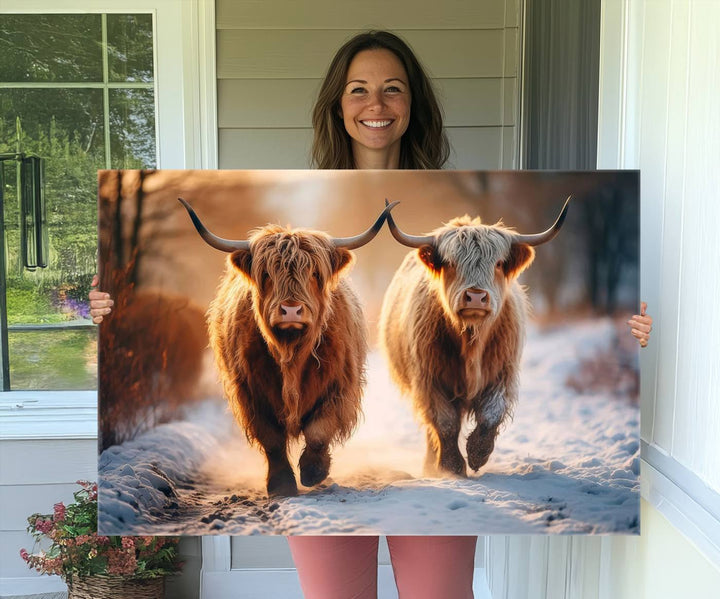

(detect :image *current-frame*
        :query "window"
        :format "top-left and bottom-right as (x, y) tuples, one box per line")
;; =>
(0, 1), (214, 441)
(0, 13), (156, 390)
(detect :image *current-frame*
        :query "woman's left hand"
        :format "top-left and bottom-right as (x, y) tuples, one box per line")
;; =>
(89, 274), (114, 324)
(628, 301), (653, 348)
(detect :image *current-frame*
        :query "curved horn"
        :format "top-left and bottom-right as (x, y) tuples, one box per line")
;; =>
(333, 200), (401, 250)
(383, 198), (436, 248)
(178, 197), (250, 252)
(513, 196), (572, 246)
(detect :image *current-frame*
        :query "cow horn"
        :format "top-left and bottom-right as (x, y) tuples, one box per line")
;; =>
(178, 198), (250, 252)
(513, 196), (572, 246)
(383, 199), (436, 248)
(332, 200), (400, 250)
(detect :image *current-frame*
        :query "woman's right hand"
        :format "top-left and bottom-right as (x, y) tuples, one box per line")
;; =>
(627, 301), (652, 348)
(89, 274), (114, 324)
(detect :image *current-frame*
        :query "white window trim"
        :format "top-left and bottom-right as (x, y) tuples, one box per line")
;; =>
(641, 445), (720, 566)
(0, 0), (217, 440)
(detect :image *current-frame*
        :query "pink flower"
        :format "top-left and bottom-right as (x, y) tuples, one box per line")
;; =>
(43, 557), (64, 576)
(107, 548), (137, 576)
(34, 518), (53, 534)
(19, 548), (29, 562)
(53, 502), (66, 522)
(121, 537), (135, 550)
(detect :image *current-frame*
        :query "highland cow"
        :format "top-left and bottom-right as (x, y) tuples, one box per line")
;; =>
(379, 198), (570, 477)
(180, 198), (396, 496)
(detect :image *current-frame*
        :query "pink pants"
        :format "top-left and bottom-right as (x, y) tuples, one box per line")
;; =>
(287, 535), (477, 599)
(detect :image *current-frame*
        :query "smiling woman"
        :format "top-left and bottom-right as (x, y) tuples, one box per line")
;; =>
(310, 30), (449, 170)
(340, 49), (412, 168)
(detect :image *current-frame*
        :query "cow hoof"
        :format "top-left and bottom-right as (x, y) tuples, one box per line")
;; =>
(467, 426), (496, 471)
(299, 449), (331, 487)
(267, 470), (298, 497)
(300, 463), (329, 487)
(467, 452), (491, 472)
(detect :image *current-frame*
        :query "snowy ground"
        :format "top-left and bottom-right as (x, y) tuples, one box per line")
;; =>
(98, 317), (640, 536)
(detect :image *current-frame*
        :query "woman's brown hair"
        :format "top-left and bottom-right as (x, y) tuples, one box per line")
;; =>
(311, 31), (450, 170)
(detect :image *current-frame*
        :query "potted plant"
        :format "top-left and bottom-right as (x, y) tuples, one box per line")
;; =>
(20, 480), (182, 599)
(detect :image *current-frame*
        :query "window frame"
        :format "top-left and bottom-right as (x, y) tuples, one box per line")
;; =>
(0, 0), (217, 439)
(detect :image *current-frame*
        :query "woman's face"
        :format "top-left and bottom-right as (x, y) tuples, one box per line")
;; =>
(340, 49), (411, 162)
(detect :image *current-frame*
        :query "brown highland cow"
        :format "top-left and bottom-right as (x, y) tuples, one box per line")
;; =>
(179, 198), (396, 496)
(380, 198), (570, 477)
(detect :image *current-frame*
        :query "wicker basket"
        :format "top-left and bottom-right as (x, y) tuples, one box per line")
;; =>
(67, 575), (164, 599)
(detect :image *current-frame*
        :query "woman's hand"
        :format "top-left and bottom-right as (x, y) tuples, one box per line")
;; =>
(89, 275), (114, 324)
(628, 301), (653, 348)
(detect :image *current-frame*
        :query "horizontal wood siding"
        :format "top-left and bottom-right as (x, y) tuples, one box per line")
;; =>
(217, 0), (514, 30)
(218, 29), (513, 79)
(0, 439), (96, 580)
(0, 440), (97, 486)
(219, 126), (511, 170)
(219, 78), (516, 128)
(217, 0), (521, 170)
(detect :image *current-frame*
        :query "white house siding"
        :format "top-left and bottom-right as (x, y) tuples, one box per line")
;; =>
(0, 438), (96, 594)
(601, 0), (720, 594)
(623, 0), (720, 493)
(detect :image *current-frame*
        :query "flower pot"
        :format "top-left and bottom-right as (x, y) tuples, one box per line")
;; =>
(67, 575), (164, 599)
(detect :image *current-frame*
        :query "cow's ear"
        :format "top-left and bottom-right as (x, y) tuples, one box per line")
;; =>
(417, 244), (442, 274)
(331, 248), (354, 275)
(505, 243), (535, 278)
(230, 249), (253, 278)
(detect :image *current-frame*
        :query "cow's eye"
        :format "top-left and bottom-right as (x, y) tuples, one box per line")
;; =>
(496, 260), (504, 270)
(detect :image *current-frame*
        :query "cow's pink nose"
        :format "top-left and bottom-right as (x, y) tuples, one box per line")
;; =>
(464, 289), (489, 308)
(280, 304), (303, 321)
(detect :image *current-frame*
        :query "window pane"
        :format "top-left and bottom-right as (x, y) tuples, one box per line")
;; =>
(0, 14), (103, 82)
(8, 329), (97, 390)
(110, 88), (157, 168)
(0, 88), (106, 163)
(107, 14), (154, 83)
(1, 85), (100, 391)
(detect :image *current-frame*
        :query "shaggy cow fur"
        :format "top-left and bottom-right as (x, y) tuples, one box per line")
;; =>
(208, 226), (366, 497)
(380, 210), (565, 477)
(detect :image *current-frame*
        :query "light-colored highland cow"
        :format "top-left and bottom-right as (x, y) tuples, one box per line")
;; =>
(179, 198), (396, 496)
(380, 198), (570, 477)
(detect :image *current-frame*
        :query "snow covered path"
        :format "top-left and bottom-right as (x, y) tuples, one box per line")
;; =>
(99, 318), (640, 536)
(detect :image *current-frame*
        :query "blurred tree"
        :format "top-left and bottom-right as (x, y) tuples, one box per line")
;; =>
(581, 177), (640, 313)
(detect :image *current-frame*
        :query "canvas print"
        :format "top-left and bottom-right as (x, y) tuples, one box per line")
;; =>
(97, 169), (640, 536)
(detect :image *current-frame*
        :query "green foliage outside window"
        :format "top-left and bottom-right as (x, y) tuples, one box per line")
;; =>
(0, 13), (156, 390)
